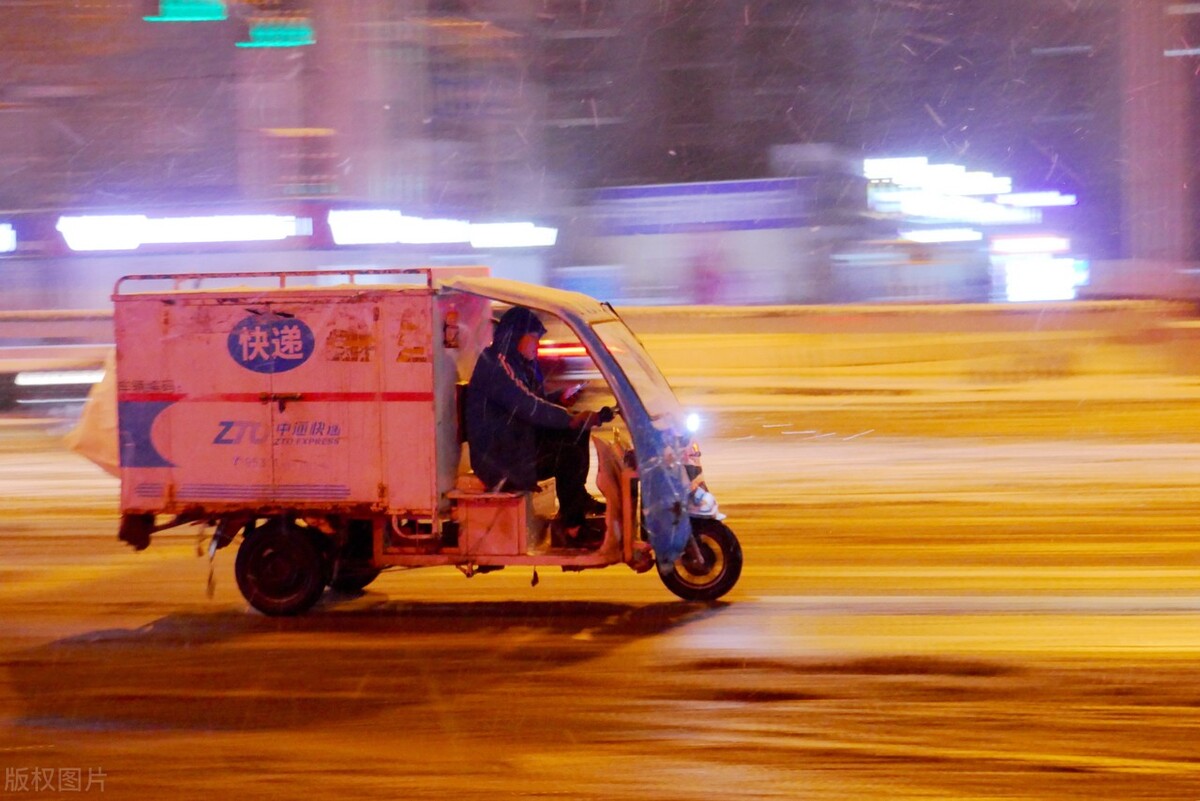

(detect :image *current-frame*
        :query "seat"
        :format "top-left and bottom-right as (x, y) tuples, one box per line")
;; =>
(455, 473), (487, 493)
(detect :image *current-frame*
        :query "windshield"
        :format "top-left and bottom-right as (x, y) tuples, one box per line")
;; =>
(591, 320), (683, 429)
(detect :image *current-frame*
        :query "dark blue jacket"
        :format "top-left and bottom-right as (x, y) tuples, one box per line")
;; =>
(466, 312), (572, 491)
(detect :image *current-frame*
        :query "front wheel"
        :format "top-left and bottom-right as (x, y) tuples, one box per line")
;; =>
(658, 518), (743, 602)
(235, 519), (327, 616)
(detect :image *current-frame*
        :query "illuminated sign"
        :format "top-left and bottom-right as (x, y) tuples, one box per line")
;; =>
(469, 222), (558, 249)
(144, 0), (227, 22)
(236, 17), (316, 48)
(56, 214), (311, 252)
(327, 209), (557, 248)
(864, 157), (1012, 196)
(996, 192), (1078, 208)
(49, 207), (556, 253)
(991, 236), (1071, 255)
(899, 228), (983, 244)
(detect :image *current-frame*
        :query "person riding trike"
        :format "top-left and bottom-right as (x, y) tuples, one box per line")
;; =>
(104, 268), (742, 615)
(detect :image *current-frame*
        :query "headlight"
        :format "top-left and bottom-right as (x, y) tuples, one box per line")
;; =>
(687, 487), (723, 519)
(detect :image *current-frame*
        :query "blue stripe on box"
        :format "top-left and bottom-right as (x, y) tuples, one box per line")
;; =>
(179, 484), (352, 501)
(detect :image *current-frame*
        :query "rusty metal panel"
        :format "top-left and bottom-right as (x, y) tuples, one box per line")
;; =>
(378, 292), (438, 513)
(115, 286), (439, 516)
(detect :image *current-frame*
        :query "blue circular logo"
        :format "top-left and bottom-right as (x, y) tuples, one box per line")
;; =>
(227, 315), (315, 374)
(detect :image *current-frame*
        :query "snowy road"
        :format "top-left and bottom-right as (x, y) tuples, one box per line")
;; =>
(2, 412), (1199, 799)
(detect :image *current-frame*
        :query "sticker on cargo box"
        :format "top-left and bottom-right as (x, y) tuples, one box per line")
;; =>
(228, 314), (315, 373)
(325, 326), (374, 362)
(395, 308), (429, 363)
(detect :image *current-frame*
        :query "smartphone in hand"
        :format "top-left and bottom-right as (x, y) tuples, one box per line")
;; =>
(561, 382), (586, 405)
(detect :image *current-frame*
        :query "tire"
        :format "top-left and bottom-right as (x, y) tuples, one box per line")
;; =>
(329, 564), (382, 593)
(658, 518), (743, 602)
(234, 519), (327, 616)
(302, 527), (335, 586)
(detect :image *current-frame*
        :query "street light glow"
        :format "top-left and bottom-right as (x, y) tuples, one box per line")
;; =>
(996, 192), (1079, 208)
(469, 223), (558, 249)
(328, 209), (558, 249)
(899, 228), (983, 244)
(56, 214), (311, 251)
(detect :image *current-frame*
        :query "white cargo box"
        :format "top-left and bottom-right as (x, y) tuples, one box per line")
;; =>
(113, 268), (489, 519)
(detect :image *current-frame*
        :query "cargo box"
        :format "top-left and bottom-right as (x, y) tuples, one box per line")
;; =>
(114, 268), (488, 520)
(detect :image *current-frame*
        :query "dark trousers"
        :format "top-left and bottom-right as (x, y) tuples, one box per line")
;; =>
(535, 427), (591, 526)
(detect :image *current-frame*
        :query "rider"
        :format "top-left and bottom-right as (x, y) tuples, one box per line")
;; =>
(465, 306), (606, 543)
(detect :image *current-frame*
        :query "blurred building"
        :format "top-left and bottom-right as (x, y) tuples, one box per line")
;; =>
(0, 0), (238, 208)
(0, 0), (1196, 300)
(538, 0), (1195, 297)
(0, 0), (557, 218)
(550, 1), (1122, 257)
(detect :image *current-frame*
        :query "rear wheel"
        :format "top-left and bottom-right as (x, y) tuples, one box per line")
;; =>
(658, 518), (743, 602)
(329, 564), (382, 593)
(235, 519), (327, 616)
(328, 520), (379, 592)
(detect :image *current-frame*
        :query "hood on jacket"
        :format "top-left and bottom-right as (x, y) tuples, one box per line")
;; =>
(492, 306), (547, 361)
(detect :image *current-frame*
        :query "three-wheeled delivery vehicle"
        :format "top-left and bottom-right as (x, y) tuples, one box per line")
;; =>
(110, 267), (742, 615)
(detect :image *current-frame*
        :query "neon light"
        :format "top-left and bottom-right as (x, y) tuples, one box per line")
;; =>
(863, 157), (929, 181)
(328, 210), (405, 245)
(328, 209), (558, 249)
(864, 157), (1011, 195)
(327, 210), (470, 245)
(469, 222), (558, 249)
(899, 228), (983, 244)
(999, 256), (1085, 302)
(236, 18), (316, 48)
(948, 172), (1012, 196)
(897, 194), (1041, 225)
(56, 214), (310, 251)
(144, 0), (227, 22)
(56, 215), (142, 250)
(0, 224), (14, 253)
(995, 191), (1078, 208)
(15, 370), (105, 387)
(400, 217), (473, 245)
(991, 236), (1070, 255)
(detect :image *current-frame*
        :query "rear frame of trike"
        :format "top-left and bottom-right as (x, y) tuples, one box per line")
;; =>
(111, 267), (742, 614)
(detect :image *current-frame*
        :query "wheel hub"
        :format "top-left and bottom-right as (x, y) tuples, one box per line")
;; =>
(678, 534), (723, 584)
(254, 546), (304, 595)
